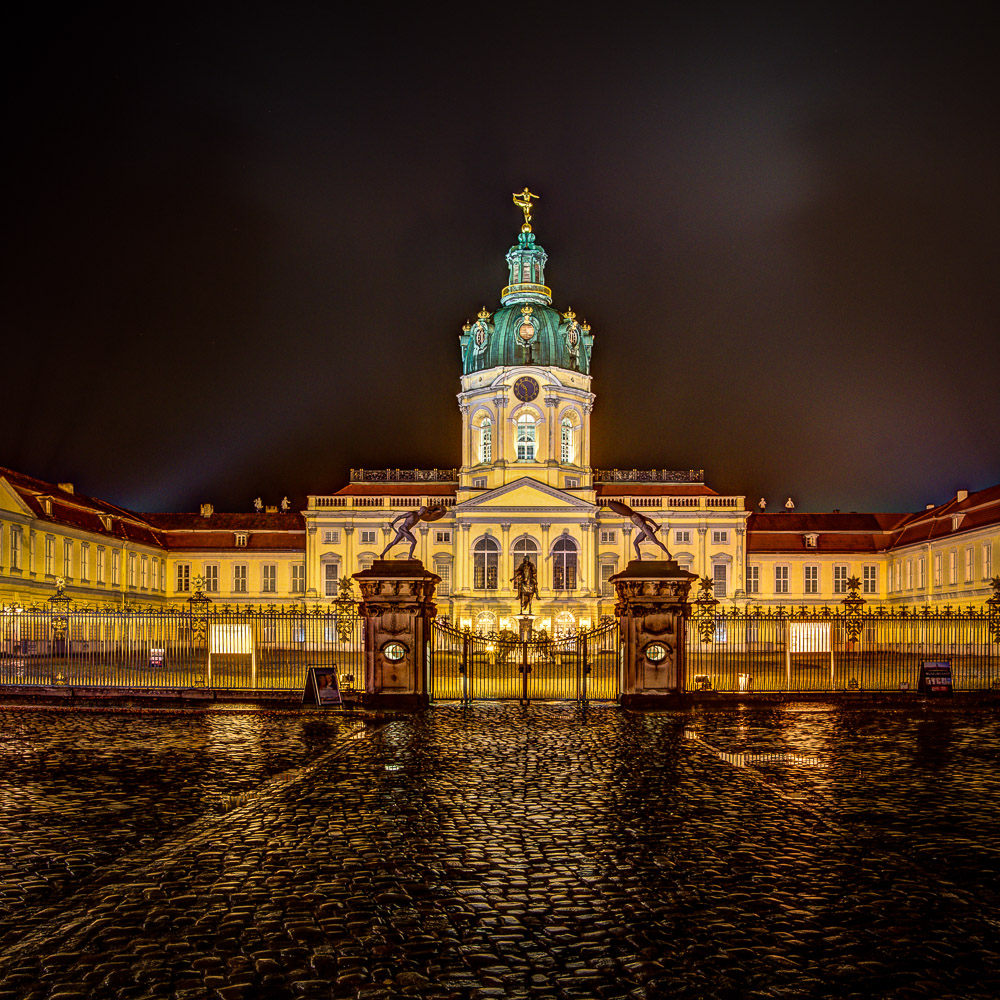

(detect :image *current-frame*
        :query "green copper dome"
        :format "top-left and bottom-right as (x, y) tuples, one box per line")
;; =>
(460, 227), (594, 375)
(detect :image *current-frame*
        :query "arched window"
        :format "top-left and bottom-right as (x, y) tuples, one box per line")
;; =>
(475, 610), (497, 635)
(555, 611), (576, 637)
(560, 417), (574, 464)
(516, 413), (536, 461)
(473, 536), (500, 590)
(552, 536), (578, 591)
(512, 536), (538, 569)
(479, 418), (492, 464)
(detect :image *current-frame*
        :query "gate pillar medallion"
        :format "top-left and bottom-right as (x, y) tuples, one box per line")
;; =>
(610, 560), (698, 709)
(353, 559), (440, 710)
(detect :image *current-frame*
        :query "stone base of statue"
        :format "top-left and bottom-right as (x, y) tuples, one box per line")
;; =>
(610, 559), (698, 709)
(353, 559), (440, 710)
(515, 614), (534, 641)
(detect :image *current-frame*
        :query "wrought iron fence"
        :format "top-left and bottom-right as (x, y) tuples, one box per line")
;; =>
(0, 602), (365, 691)
(687, 588), (1000, 693)
(429, 618), (620, 703)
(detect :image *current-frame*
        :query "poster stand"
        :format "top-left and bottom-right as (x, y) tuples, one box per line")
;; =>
(303, 667), (342, 707)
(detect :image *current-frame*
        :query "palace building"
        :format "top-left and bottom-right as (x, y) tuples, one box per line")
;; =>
(2, 194), (998, 624)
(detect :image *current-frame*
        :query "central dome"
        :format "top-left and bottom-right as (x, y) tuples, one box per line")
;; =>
(460, 225), (594, 376)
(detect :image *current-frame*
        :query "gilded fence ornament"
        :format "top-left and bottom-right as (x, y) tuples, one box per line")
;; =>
(988, 576), (1000, 643)
(692, 576), (719, 643)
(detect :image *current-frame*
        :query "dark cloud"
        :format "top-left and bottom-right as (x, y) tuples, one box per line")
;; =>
(3, 2), (997, 514)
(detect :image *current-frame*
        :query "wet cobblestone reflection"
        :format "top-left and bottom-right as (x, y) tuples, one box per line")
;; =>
(0, 702), (999, 998)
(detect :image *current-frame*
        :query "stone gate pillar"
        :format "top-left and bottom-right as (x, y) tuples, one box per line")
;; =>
(354, 559), (440, 710)
(610, 559), (698, 709)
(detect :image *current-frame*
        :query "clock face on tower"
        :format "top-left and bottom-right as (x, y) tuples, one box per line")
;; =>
(513, 376), (539, 402)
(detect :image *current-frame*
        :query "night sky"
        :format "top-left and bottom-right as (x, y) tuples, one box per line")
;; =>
(3, 3), (997, 515)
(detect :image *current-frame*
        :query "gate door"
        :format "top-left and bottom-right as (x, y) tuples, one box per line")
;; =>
(429, 619), (620, 703)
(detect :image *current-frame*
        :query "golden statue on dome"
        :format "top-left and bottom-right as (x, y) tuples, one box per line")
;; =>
(512, 187), (539, 231)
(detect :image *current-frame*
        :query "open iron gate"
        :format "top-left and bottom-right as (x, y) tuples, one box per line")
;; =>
(429, 618), (621, 703)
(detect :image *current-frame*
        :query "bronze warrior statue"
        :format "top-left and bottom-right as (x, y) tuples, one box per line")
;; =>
(603, 499), (673, 561)
(380, 505), (447, 560)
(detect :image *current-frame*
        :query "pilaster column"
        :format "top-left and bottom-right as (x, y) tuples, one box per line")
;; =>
(622, 524), (632, 564)
(459, 522), (471, 592)
(460, 404), (471, 469)
(419, 523), (429, 566)
(579, 520), (593, 595)
(493, 395), (507, 467)
(343, 526), (354, 575)
(697, 525), (707, 579)
(306, 525), (318, 597)
(540, 522), (551, 593)
(500, 523), (512, 594)
(734, 526), (745, 599)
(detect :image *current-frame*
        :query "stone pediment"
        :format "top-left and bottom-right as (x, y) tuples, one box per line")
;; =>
(456, 477), (594, 513)
(0, 477), (33, 517)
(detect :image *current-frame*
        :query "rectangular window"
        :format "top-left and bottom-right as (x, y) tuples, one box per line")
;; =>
(712, 530), (728, 545)
(600, 562), (615, 597)
(565, 477), (579, 488)
(80, 543), (90, 582)
(127, 552), (136, 588)
(965, 546), (974, 583)
(150, 556), (158, 591)
(262, 564), (276, 593)
(10, 527), (22, 571)
(324, 563), (339, 597)
(863, 565), (877, 594)
(233, 565), (247, 593)
(674, 530), (692, 545)
(933, 553), (942, 587)
(949, 551), (958, 585)
(176, 563), (190, 593)
(111, 550), (120, 587)
(96, 547), (105, 584)
(359, 529), (377, 544)
(45, 536), (55, 575)
(746, 565), (759, 594)
(472, 477), (487, 489)
(985, 543), (993, 580)
(600, 529), (617, 544)
(234, 532), (248, 547)
(358, 554), (374, 571)
(435, 530), (451, 543)
(906, 560), (912, 590)
(712, 563), (727, 600)
(203, 565), (218, 592)
(833, 565), (849, 594)
(774, 565), (789, 594)
(140, 555), (148, 589)
(322, 529), (340, 544)
(804, 565), (819, 594)
(436, 562), (451, 596)
(63, 539), (73, 578)
(291, 564), (305, 593)
(917, 557), (925, 589)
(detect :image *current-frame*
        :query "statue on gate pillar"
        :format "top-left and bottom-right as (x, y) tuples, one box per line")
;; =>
(603, 499), (672, 560)
(380, 505), (447, 559)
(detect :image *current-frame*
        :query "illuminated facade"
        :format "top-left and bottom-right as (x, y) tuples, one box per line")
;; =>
(2, 198), (998, 621)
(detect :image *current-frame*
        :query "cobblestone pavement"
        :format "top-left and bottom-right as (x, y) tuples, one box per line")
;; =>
(1, 702), (999, 999)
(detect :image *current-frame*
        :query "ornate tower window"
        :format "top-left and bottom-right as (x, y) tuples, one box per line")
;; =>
(560, 417), (574, 464)
(516, 413), (536, 461)
(473, 536), (500, 590)
(480, 418), (492, 464)
(552, 537), (578, 590)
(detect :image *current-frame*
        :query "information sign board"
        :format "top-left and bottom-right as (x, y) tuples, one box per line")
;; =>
(918, 660), (953, 696)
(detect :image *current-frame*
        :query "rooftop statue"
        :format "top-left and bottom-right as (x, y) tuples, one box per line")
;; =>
(380, 505), (447, 560)
(604, 499), (673, 561)
(512, 187), (539, 231)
